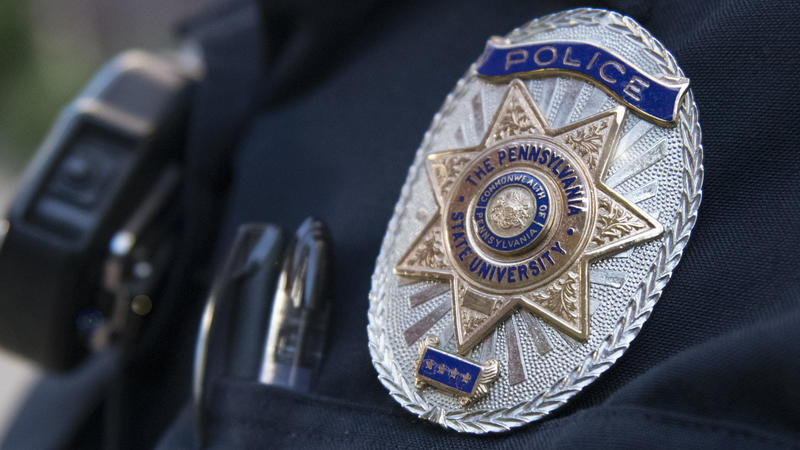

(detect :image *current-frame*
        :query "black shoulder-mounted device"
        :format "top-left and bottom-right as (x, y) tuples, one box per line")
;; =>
(0, 49), (201, 370)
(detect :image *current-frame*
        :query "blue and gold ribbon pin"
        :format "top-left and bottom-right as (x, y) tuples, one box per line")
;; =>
(415, 335), (499, 405)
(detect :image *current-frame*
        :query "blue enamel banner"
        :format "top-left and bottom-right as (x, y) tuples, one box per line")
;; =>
(417, 347), (481, 394)
(476, 40), (688, 122)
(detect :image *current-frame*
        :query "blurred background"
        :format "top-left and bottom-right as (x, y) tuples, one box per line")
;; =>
(0, 0), (220, 438)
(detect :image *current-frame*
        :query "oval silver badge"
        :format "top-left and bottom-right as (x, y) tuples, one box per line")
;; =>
(368, 8), (702, 433)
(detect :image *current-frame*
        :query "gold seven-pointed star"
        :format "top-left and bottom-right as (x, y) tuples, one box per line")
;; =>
(396, 79), (663, 355)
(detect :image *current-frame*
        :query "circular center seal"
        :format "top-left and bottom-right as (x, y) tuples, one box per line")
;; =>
(475, 172), (550, 253)
(443, 137), (596, 294)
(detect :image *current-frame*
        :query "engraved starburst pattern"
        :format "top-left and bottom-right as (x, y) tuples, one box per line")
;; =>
(396, 79), (662, 353)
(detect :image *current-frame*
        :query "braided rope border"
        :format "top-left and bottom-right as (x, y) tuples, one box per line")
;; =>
(368, 8), (703, 433)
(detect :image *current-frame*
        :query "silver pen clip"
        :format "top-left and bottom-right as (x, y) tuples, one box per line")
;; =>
(193, 218), (331, 446)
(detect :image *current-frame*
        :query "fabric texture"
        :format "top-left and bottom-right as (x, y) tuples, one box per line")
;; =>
(6, 0), (800, 448)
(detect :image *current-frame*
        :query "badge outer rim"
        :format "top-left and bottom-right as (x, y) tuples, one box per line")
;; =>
(367, 7), (704, 433)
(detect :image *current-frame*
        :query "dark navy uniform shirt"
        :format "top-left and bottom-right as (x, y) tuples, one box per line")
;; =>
(5, 0), (800, 448)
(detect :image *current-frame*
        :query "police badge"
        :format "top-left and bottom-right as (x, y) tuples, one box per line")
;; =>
(368, 8), (702, 432)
